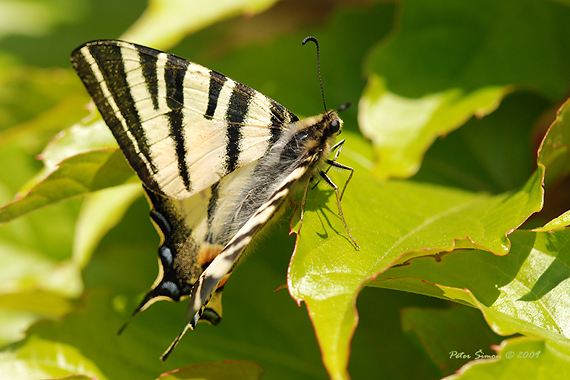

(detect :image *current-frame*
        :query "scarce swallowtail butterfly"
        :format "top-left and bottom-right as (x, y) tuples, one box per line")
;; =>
(71, 37), (357, 360)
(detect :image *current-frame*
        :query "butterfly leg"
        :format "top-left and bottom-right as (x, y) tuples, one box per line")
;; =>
(330, 139), (346, 160)
(319, 170), (359, 249)
(324, 159), (354, 201)
(311, 139), (346, 190)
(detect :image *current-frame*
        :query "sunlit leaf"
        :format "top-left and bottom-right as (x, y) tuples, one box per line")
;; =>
(0, 336), (107, 380)
(537, 98), (570, 186)
(0, 238), (82, 297)
(0, 149), (136, 225)
(534, 210), (570, 232)
(360, 0), (570, 180)
(374, 229), (570, 344)
(0, 291), (73, 348)
(528, 97), (570, 232)
(288, 130), (544, 380)
(359, 75), (504, 179)
(0, 0), (86, 39)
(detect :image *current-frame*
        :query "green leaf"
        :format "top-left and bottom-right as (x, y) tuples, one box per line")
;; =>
(535, 210), (570, 232)
(38, 119), (117, 175)
(347, 287), (446, 379)
(523, 97), (570, 232)
(359, 75), (504, 179)
(0, 336), (107, 380)
(0, 236), (82, 298)
(374, 229), (570, 344)
(0, 0), (86, 40)
(0, 291), (72, 347)
(537, 98), (570, 187)
(5, 335), (263, 380)
(288, 130), (544, 380)
(371, 227), (570, 376)
(360, 0), (570, 179)
(368, 0), (570, 99)
(0, 149), (136, 225)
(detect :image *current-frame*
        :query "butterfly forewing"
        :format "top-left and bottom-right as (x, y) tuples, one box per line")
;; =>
(71, 40), (298, 199)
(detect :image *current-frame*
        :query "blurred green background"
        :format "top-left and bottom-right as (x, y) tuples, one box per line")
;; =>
(1, 1), (570, 380)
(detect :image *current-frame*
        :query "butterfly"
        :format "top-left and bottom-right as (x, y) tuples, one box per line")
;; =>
(70, 37), (357, 360)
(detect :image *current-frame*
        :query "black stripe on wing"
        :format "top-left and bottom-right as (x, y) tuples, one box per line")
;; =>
(138, 49), (159, 111)
(225, 81), (255, 174)
(205, 70), (226, 120)
(165, 54), (192, 192)
(71, 42), (161, 193)
(87, 43), (156, 173)
(204, 181), (220, 245)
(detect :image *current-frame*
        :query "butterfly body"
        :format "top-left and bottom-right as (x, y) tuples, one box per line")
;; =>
(71, 39), (351, 359)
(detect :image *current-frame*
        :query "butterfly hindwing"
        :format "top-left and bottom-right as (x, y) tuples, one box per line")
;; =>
(128, 160), (258, 324)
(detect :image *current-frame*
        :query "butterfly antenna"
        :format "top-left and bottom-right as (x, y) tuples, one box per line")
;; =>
(302, 36), (327, 112)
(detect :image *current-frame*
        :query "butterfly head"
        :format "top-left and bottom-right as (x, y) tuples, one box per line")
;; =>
(323, 110), (343, 139)
(328, 102), (350, 135)
(284, 110), (344, 167)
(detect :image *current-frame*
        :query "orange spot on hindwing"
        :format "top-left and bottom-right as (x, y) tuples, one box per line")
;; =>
(198, 244), (223, 271)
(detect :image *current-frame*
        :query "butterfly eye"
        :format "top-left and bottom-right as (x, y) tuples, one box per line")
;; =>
(330, 119), (340, 134)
